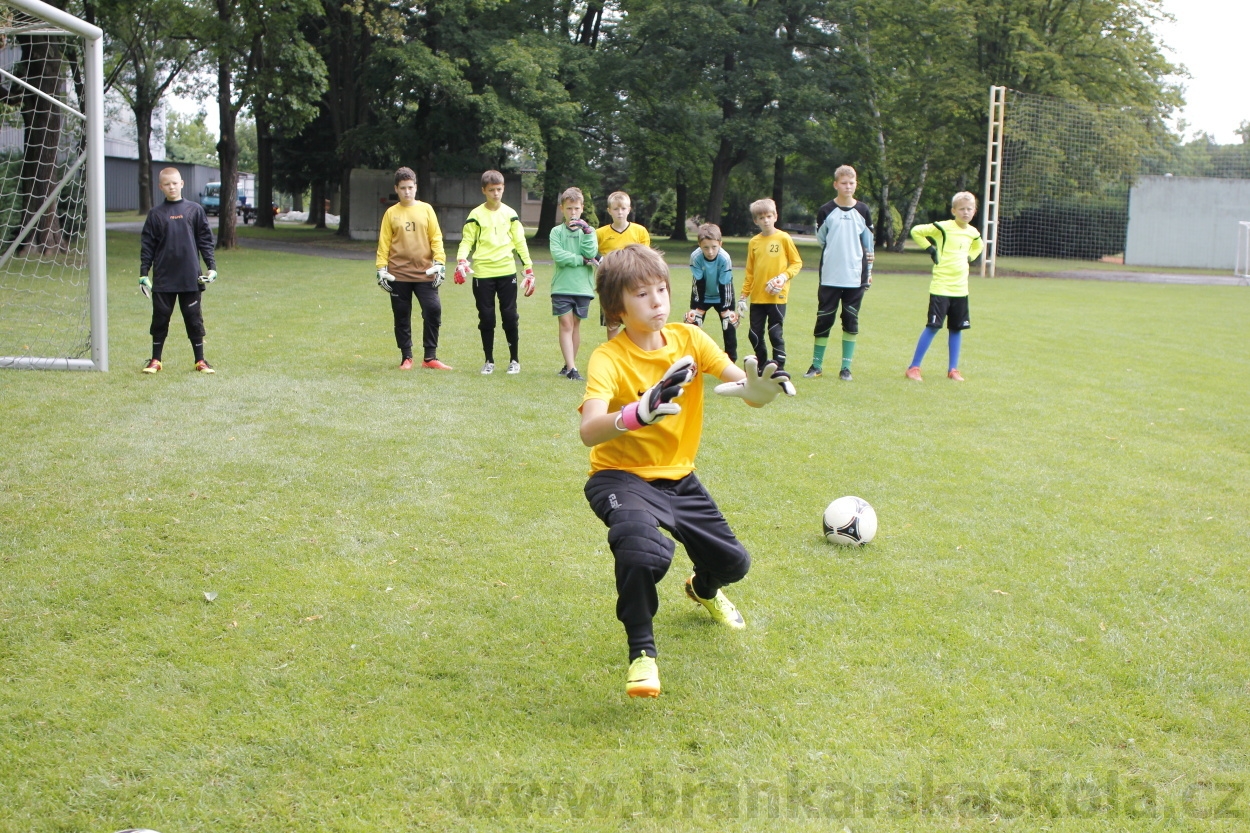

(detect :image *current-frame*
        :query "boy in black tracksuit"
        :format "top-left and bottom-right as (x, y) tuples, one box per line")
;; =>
(139, 167), (217, 374)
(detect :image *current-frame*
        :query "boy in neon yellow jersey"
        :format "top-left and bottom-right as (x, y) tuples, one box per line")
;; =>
(579, 244), (794, 698)
(739, 198), (802, 370)
(905, 191), (984, 381)
(375, 166), (449, 370)
(595, 191), (650, 340)
(455, 170), (535, 375)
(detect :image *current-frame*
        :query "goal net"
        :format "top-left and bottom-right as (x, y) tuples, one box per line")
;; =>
(0, 0), (106, 371)
(995, 90), (1156, 262)
(985, 87), (1250, 275)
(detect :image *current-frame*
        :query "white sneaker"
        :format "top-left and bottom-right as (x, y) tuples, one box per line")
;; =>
(507, 360), (520, 374)
(481, 362), (494, 375)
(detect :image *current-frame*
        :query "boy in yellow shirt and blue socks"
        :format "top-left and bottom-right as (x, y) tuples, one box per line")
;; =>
(455, 170), (536, 375)
(905, 191), (984, 382)
(579, 244), (795, 698)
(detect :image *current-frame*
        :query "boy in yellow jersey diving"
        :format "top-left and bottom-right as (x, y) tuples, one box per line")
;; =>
(579, 244), (795, 698)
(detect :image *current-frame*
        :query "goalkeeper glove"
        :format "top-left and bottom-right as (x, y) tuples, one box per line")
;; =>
(198, 269), (217, 290)
(619, 356), (697, 430)
(377, 268), (393, 292)
(521, 268), (536, 297)
(737, 297), (749, 318)
(684, 309), (705, 326)
(765, 275), (786, 295)
(427, 262), (446, 288)
(567, 218), (593, 234)
(138, 276), (152, 298)
(721, 309), (736, 330)
(454, 260), (471, 284)
(714, 356), (796, 405)
(926, 245), (939, 265)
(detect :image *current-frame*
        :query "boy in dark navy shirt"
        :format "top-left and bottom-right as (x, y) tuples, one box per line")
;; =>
(139, 167), (217, 374)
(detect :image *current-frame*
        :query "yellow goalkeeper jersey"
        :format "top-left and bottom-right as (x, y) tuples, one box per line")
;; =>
(457, 203), (533, 278)
(910, 220), (983, 296)
(581, 324), (731, 480)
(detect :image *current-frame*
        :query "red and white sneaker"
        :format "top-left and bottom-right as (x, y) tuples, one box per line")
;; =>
(904, 366), (923, 381)
(399, 357), (414, 370)
(947, 369), (965, 382)
(422, 359), (453, 370)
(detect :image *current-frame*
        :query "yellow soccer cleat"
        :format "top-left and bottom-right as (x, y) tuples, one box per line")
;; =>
(685, 576), (745, 629)
(626, 654), (660, 698)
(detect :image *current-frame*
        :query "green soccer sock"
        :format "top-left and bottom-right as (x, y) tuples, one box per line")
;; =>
(812, 337), (829, 368)
(841, 334), (857, 370)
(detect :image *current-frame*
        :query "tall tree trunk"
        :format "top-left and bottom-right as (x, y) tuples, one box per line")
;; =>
(291, 189), (303, 212)
(894, 153), (929, 252)
(670, 174), (688, 241)
(255, 118), (274, 229)
(337, 164), (351, 234)
(17, 35), (66, 252)
(706, 138), (745, 227)
(869, 95), (891, 249)
(134, 100), (154, 214)
(215, 2), (239, 249)
(308, 178), (325, 227)
(772, 155), (785, 219)
(535, 176), (558, 245)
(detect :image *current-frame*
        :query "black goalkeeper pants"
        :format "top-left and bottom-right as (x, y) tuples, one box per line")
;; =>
(389, 281), (442, 361)
(748, 302), (787, 369)
(472, 275), (520, 363)
(150, 290), (205, 361)
(585, 470), (751, 661)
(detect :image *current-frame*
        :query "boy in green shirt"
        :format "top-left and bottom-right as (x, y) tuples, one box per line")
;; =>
(455, 170), (536, 375)
(548, 186), (599, 381)
(905, 191), (984, 382)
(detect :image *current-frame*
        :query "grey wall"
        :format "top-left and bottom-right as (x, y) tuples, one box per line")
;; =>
(1125, 176), (1250, 270)
(348, 169), (524, 243)
(104, 157), (223, 212)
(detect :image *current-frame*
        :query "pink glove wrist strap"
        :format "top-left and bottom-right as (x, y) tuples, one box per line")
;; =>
(619, 402), (644, 431)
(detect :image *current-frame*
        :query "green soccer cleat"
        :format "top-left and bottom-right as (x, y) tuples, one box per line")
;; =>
(626, 654), (660, 698)
(684, 576), (745, 629)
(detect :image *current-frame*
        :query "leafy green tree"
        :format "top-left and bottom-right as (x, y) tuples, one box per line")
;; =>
(164, 109), (218, 165)
(97, 0), (201, 213)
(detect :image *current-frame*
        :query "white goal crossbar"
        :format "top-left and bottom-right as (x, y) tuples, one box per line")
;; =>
(0, 0), (107, 371)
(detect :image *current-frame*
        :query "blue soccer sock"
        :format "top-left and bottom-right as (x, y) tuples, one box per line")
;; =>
(910, 327), (938, 368)
(948, 330), (962, 371)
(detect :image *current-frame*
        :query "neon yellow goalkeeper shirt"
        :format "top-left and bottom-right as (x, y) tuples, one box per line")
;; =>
(456, 203), (533, 278)
(910, 220), (984, 296)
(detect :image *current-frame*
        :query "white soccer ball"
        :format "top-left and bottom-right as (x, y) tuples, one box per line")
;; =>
(823, 496), (877, 546)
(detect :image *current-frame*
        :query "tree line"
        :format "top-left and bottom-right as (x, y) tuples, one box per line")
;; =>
(19, 0), (1194, 249)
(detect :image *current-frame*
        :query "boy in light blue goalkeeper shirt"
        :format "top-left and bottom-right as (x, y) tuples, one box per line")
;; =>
(683, 223), (739, 361)
(806, 165), (874, 381)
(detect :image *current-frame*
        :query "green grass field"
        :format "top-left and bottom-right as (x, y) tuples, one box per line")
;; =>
(2, 231), (1248, 832)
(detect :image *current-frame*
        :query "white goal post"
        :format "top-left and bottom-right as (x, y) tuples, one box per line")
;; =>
(1237, 221), (1249, 285)
(0, 0), (106, 371)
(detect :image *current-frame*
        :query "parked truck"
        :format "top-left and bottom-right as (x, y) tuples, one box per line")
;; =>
(201, 175), (260, 223)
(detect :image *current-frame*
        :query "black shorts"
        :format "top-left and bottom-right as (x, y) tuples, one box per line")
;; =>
(926, 295), (970, 331)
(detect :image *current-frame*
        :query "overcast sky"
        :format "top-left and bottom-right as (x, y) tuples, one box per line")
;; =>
(1154, 0), (1250, 143)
